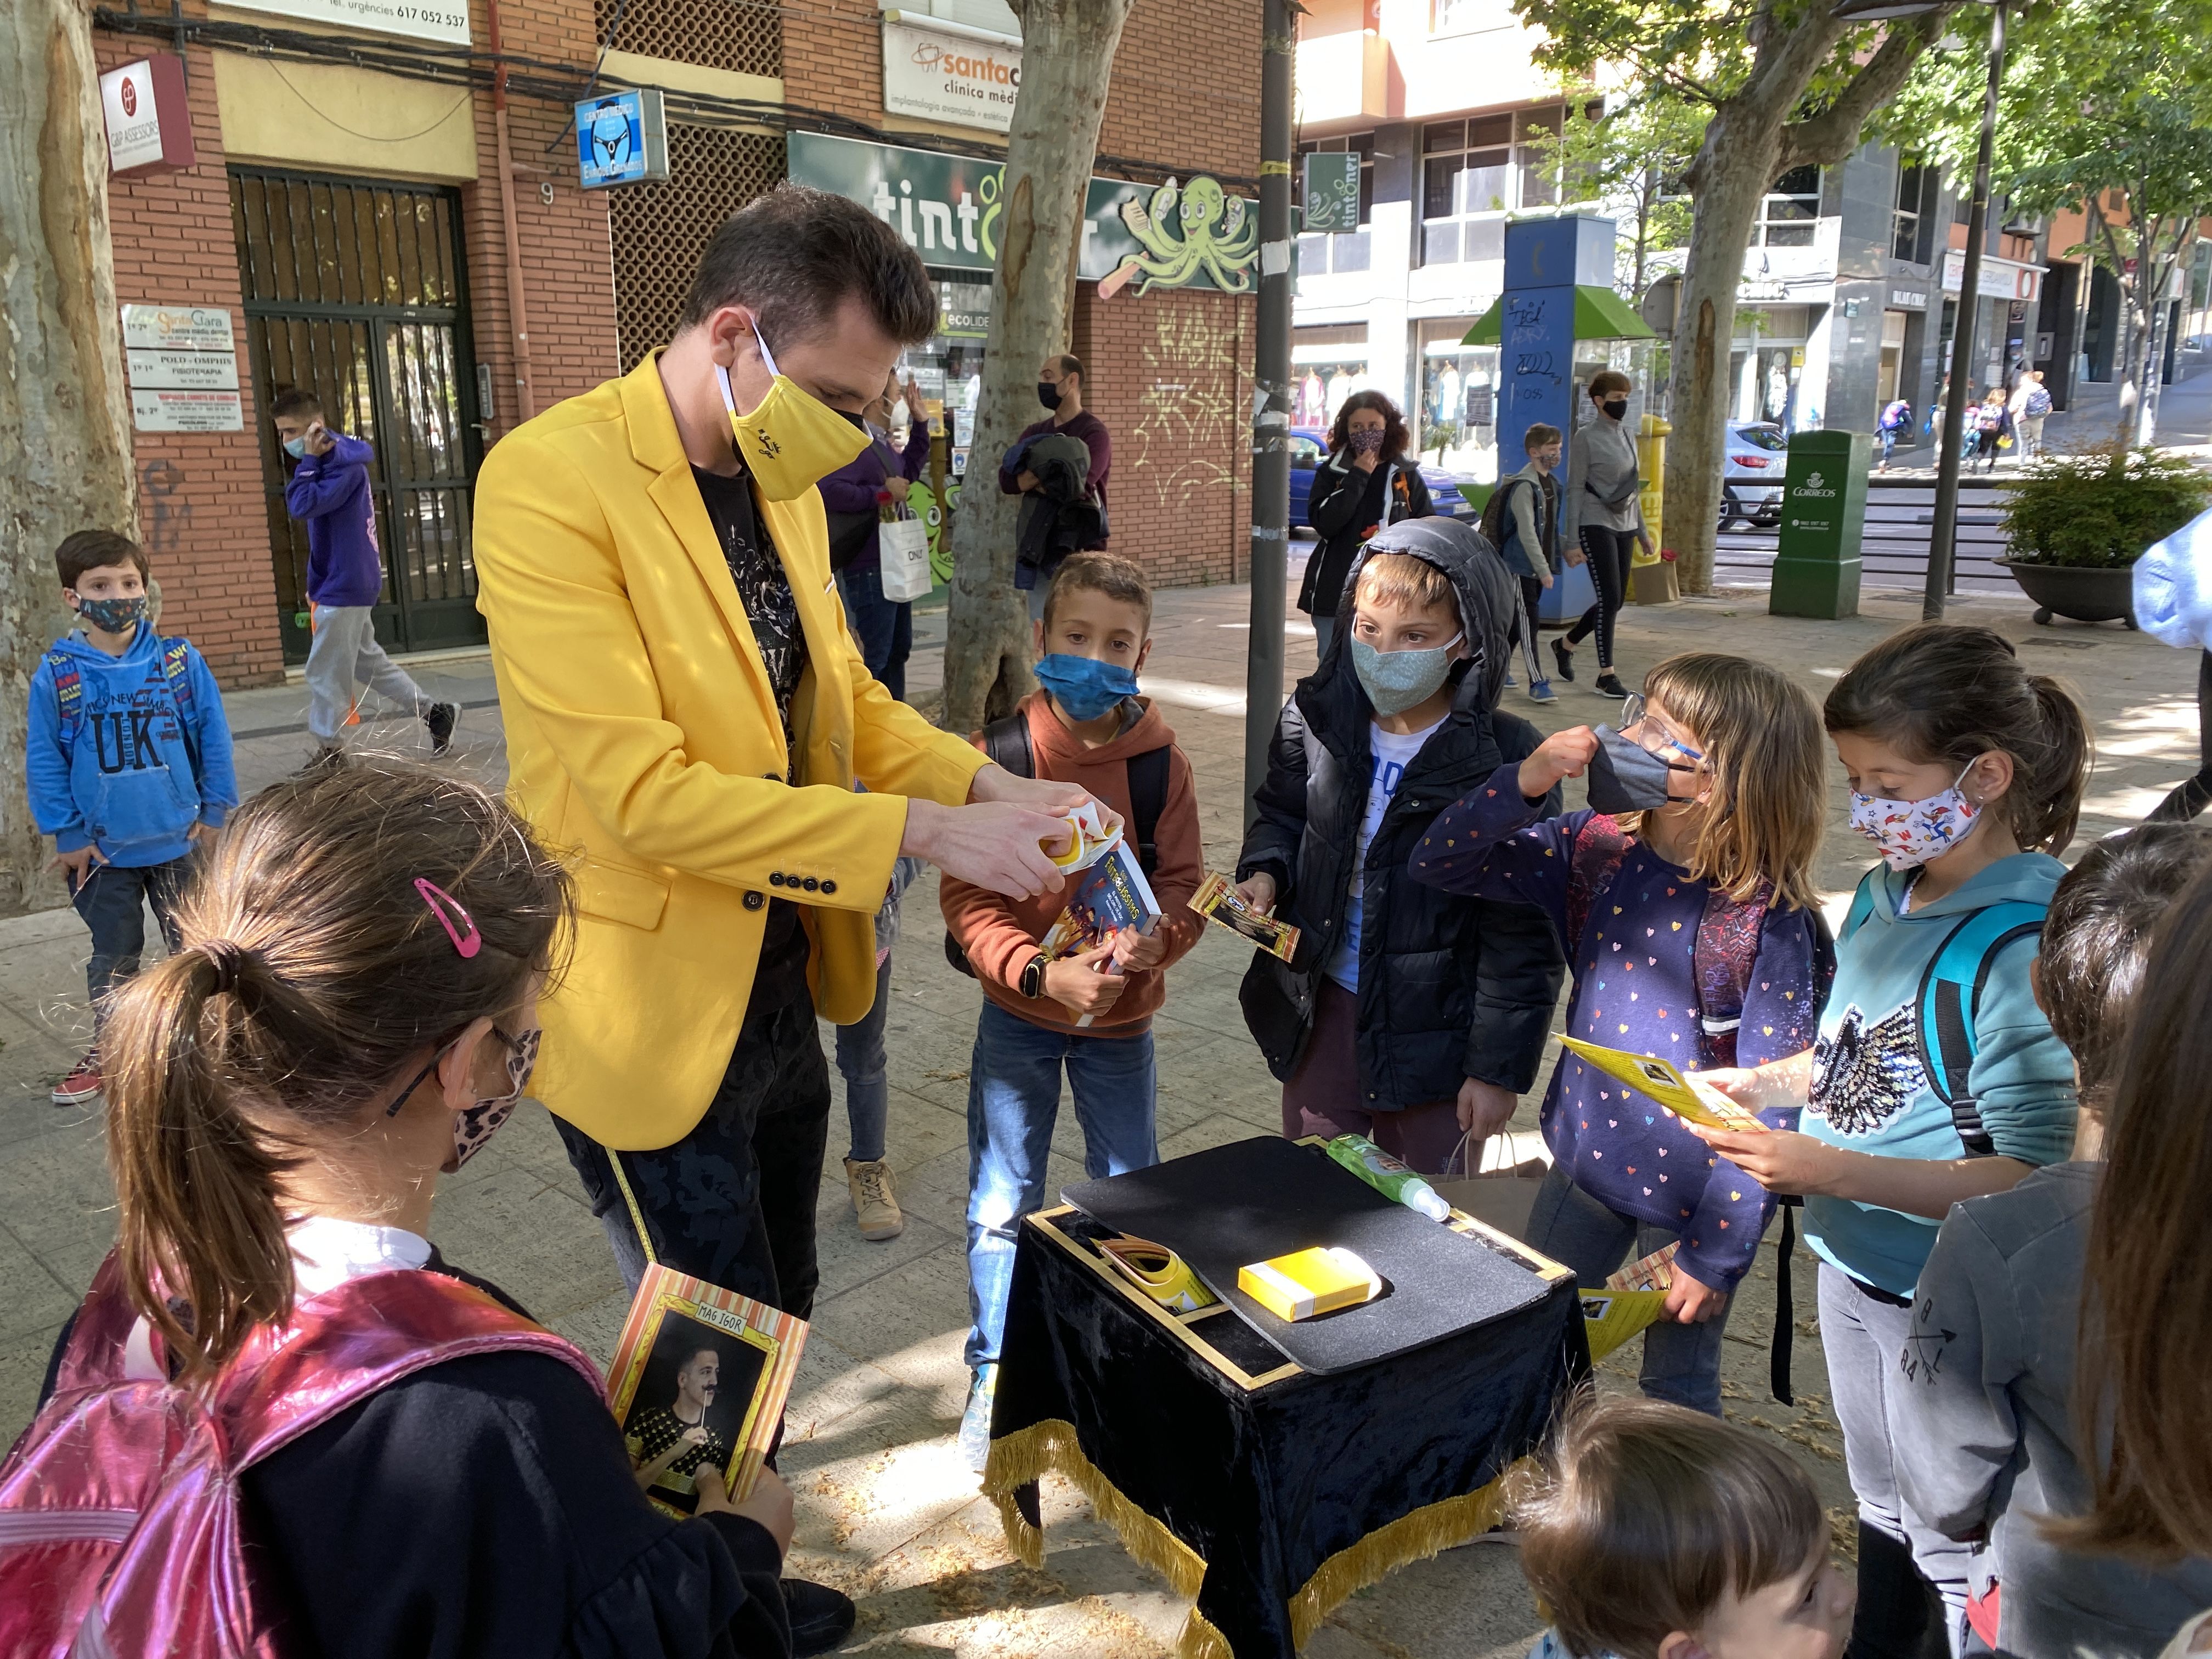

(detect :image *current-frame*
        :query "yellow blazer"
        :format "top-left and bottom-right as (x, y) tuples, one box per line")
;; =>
(472, 353), (986, 1150)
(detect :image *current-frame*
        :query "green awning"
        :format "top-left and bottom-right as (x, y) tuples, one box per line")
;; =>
(1460, 285), (1658, 346)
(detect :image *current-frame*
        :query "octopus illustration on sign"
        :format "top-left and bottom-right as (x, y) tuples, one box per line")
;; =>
(1098, 177), (1260, 298)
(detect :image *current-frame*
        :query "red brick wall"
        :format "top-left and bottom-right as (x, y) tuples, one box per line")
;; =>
(94, 0), (620, 687)
(96, 30), (280, 688)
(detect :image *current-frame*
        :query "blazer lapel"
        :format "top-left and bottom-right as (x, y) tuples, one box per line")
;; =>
(622, 356), (776, 715)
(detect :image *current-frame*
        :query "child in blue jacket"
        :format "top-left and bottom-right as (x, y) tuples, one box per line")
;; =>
(1688, 625), (2087, 1658)
(27, 532), (238, 1106)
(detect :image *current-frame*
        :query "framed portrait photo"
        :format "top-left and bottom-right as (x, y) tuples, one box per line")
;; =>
(606, 1263), (809, 1517)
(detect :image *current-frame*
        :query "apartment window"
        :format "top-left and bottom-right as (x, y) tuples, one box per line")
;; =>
(1753, 165), (1821, 248)
(1296, 133), (1375, 278)
(1420, 115), (1514, 265)
(1515, 106), (1562, 210)
(1431, 0), (1512, 33)
(1892, 159), (1929, 263)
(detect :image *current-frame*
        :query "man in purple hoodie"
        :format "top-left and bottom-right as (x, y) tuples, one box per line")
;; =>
(273, 388), (459, 758)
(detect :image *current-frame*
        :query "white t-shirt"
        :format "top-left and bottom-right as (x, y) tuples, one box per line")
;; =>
(1325, 715), (1446, 992)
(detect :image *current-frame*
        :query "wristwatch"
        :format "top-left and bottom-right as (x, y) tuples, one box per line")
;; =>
(1019, 951), (1049, 1000)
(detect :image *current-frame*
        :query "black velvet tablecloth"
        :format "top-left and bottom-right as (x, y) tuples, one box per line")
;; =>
(984, 1204), (1586, 1659)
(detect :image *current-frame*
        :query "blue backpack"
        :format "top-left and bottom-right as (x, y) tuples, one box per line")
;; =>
(1838, 882), (2045, 1154)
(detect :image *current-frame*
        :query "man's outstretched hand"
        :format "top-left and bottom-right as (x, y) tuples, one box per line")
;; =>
(898, 765), (1097, 899)
(968, 763), (1091, 819)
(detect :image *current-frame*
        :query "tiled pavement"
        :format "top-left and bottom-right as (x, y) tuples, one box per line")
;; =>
(0, 564), (2197, 1656)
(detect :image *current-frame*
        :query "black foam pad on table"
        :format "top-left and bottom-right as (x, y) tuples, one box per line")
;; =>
(1062, 1136), (1550, 1376)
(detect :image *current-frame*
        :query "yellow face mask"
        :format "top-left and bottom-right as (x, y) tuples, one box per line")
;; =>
(716, 323), (871, 501)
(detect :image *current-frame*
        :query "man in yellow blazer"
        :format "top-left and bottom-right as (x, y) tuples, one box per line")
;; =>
(474, 189), (1081, 1645)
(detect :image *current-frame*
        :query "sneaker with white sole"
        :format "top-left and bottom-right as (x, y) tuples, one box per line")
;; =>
(1526, 677), (1558, 705)
(845, 1156), (905, 1241)
(53, 1049), (101, 1106)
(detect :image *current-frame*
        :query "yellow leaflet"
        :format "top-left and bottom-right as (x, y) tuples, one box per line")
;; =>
(1554, 1035), (1766, 1133)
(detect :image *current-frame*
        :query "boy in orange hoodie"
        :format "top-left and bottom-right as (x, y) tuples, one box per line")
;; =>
(941, 554), (1204, 1469)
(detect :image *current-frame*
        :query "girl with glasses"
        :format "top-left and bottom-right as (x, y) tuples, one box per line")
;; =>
(1410, 653), (1829, 1418)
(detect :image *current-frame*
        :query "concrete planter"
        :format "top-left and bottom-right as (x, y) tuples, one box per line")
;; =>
(1996, 558), (2140, 629)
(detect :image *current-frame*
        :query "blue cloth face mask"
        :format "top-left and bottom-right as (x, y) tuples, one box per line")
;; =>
(283, 436), (309, 459)
(1035, 653), (1139, 721)
(1350, 632), (1464, 718)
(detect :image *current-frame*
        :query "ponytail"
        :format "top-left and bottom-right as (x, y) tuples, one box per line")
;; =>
(105, 944), (292, 1378)
(96, 759), (572, 1382)
(1824, 624), (2094, 859)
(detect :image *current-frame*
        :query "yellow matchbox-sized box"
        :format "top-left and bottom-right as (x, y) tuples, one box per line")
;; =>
(1237, 1246), (1382, 1322)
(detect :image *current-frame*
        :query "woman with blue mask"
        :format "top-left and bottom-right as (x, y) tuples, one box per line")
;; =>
(1684, 624), (2090, 1658)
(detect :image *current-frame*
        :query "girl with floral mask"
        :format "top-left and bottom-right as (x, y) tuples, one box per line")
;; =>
(1411, 653), (1830, 1419)
(29, 759), (797, 1657)
(1683, 624), (2091, 1657)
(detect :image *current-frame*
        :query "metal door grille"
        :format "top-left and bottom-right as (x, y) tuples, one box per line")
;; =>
(608, 125), (784, 370)
(595, 0), (780, 76)
(230, 167), (484, 662)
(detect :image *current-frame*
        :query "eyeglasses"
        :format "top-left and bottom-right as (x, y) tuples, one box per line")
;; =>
(1619, 694), (1706, 771)
(385, 1024), (540, 1116)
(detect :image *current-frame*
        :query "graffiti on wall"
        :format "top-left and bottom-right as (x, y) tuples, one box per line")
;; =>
(1124, 301), (1248, 518)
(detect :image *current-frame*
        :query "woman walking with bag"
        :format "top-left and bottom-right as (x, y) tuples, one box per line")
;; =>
(1552, 371), (1652, 701)
(821, 370), (932, 700)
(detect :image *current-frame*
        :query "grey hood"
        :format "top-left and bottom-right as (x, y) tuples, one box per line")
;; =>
(1331, 515), (1515, 708)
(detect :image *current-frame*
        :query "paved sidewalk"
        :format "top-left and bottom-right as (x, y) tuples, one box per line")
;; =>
(0, 577), (2198, 1656)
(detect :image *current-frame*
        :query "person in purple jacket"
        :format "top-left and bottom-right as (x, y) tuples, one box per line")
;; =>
(272, 389), (459, 759)
(819, 370), (930, 701)
(1410, 653), (1830, 1415)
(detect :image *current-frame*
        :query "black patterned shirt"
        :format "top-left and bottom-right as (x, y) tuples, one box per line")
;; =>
(627, 1403), (729, 1490)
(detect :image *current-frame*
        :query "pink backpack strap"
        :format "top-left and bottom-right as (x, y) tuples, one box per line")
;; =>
(1563, 814), (1633, 958)
(215, 1270), (603, 1470)
(50, 1252), (154, 1395)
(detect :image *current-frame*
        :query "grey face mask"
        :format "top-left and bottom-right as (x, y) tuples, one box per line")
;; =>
(1350, 632), (1464, 718)
(1584, 725), (1675, 814)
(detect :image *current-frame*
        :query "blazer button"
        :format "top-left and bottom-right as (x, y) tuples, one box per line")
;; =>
(769, 872), (784, 887)
(743, 891), (765, 911)
(762, 772), (779, 782)
(802, 877), (820, 892)
(821, 879), (837, 895)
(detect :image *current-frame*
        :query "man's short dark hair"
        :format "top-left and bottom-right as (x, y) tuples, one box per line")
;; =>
(55, 529), (150, 589)
(270, 387), (323, 422)
(1050, 353), (1085, 383)
(681, 184), (938, 348)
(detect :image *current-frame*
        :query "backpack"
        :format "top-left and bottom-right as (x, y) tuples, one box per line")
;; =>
(943, 708), (1171, 979)
(46, 637), (204, 778)
(1566, 815), (1840, 1405)
(1477, 476), (1540, 574)
(1880, 400), (1911, 433)
(0, 1252), (601, 1658)
(1838, 883), (2045, 1155)
(2024, 385), (2053, 417)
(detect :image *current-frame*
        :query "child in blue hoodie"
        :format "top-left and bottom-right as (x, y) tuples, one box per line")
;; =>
(27, 531), (238, 1106)
(1687, 624), (2087, 1659)
(272, 388), (458, 758)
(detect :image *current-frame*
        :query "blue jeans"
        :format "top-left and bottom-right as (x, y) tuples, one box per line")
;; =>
(834, 956), (893, 1164)
(1524, 1163), (1732, 1415)
(964, 1000), (1159, 1368)
(837, 565), (912, 702)
(72, 856), (187, 1018)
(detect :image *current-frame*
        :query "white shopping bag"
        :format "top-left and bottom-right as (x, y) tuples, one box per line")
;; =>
(878, 516), (934, 602)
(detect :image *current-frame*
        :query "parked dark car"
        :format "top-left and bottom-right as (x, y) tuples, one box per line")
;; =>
(1289, 428), (1479, 528)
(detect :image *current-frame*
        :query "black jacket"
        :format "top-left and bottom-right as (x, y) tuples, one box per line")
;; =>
(1237, 524), (1566, 1107)
(1013, 431), (1105, 585)
(1299, 452), (1433, 619)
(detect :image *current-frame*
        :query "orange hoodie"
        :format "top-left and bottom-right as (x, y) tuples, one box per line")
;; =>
(940, 690), (1205, 1036)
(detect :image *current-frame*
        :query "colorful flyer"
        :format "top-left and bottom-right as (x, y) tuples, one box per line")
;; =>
(1189, 870), (1300, 962)
(606, 1262), (808, 1518)
(1554, 1035), (1768, 1133)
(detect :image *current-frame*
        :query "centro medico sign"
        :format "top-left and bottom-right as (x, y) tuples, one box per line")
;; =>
(881, 13), (1020, 135)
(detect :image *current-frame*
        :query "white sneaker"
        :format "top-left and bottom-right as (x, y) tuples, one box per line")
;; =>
(845, 1157), (905, 1241)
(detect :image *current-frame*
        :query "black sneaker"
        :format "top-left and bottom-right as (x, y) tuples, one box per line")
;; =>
(1594, 673), (1629, 700)
(425, 701), (461, 756)
(1550, 637), (1575, 684)
(782, 1578), (857, 1656)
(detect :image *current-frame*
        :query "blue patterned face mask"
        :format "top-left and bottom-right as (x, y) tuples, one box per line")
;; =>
(1035, 653), (1139, 721)
(74, 595), (148, 635)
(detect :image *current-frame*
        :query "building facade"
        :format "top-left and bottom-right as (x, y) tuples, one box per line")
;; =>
(92, 0), (1259, 686)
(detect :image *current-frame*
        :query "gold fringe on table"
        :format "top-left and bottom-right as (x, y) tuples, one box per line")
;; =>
(985, 1419), (1520, 1659)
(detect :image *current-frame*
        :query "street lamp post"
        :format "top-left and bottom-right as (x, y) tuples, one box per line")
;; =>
(1833, 0), (2008, 622)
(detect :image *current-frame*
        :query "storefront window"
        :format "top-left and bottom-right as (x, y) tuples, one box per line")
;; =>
(1417, 345), (1500, 478)
(1293, 360), (1371, 429)
(903, 279), (992, 476)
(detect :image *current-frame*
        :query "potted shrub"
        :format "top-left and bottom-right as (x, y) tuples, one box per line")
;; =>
(1999, 444), (2212, 627)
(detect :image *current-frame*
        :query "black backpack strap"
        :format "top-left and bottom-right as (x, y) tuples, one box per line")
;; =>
(1771, 1198), (1800, 1406)
(1126, 742), (1171, 876)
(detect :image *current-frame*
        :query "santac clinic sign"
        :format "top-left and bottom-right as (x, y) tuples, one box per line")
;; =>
(881, 12), (1020, 136)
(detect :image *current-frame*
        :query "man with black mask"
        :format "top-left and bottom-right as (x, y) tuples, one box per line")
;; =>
(1002, 353), (1111, 613)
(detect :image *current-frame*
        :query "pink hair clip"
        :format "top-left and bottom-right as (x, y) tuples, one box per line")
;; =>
(414, 878), (482, 959)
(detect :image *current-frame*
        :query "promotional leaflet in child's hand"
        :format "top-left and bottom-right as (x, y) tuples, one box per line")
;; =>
(1189, 871), (1301, 962)
(1039, 820), (1163, 1028)
(1554, 1035), (1768, 1133)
